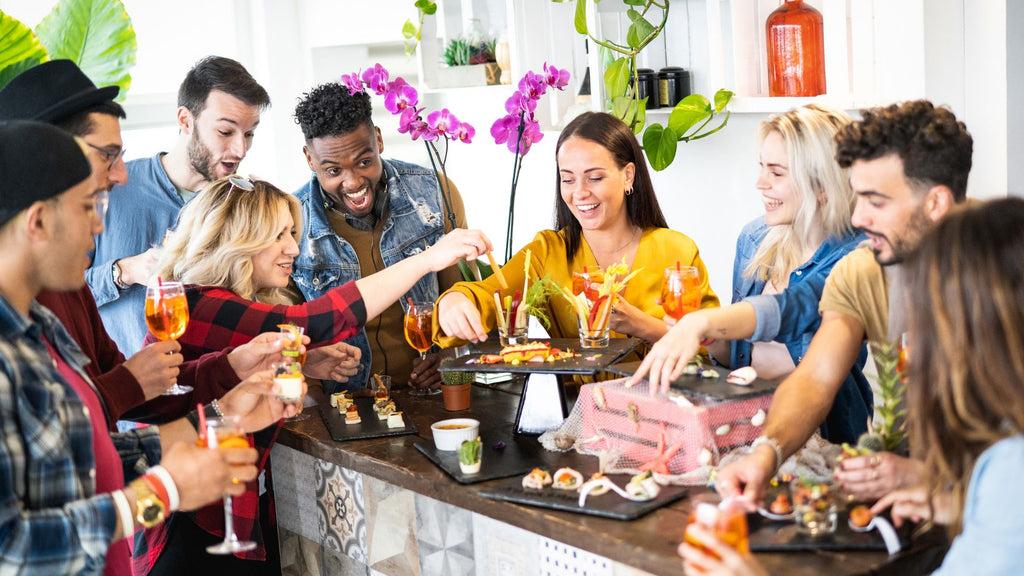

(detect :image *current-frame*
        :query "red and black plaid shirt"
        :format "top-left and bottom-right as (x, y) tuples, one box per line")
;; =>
(134, 281), (365, 572)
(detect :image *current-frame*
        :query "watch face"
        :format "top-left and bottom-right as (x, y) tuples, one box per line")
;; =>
(143, 505), (162, 523)
(137, 497), (165, 526)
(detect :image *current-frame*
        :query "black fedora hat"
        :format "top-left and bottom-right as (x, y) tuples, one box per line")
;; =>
(0, 59), (119, 123)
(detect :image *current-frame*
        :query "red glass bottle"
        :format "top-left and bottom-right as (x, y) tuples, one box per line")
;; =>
(766, 0), (826, 97)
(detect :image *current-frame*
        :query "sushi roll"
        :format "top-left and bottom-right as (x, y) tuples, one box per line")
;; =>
(522, 468), (553, 490)
(625, 471), (660, 500)
(552, 467), (584, 491)
(583, 473), (611, 496)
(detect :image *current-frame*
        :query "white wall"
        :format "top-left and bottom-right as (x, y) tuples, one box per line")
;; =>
(0, 0), (1009, 298)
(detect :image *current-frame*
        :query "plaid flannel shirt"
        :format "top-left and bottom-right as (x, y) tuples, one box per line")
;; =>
(0, 295), (154, 575)
(135, 281), (365, 571)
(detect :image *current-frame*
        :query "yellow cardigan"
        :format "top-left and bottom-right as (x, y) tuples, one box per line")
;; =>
(435, 227), (719, 348)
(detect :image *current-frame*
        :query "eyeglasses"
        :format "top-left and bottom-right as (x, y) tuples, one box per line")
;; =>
(86, 142), (127, 171)
(228, 176), (255, 193)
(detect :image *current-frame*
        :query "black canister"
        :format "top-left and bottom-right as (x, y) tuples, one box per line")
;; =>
(658, 67), (691, 108)
(634, 68), (659, 109)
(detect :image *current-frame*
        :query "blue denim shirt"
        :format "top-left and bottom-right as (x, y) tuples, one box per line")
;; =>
(732, 217), (871, 443)
(932, 435), (1024, 575)
(292, 159), (447, 391)
(87, 154), (182, 357)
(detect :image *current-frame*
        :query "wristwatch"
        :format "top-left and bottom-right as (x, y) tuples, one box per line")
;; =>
(131, 478), (166, 528)
(112, 260), (128, 290)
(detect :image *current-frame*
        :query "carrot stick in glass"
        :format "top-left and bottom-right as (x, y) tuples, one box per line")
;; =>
(486, 252), (508, 289)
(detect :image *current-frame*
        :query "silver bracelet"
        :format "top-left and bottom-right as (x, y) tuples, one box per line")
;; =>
(210, 399), (225, 418)
(751, 435), (784, 476)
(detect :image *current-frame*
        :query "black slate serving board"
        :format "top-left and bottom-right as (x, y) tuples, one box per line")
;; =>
(414, 427), (545, 484)
(606, 361), (779, 401)
(318, 396), (418, 442)
(479, 467), (689, 520)
(441, 338), (640, 375)
(748, 509), (909, 552)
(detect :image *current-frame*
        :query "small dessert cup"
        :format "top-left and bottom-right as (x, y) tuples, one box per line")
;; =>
(791, 477), (838, 537)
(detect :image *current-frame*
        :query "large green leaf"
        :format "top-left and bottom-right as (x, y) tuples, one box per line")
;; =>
(667, 93), (712, 137)
(0, 11), (49, 90)
(574, 0), (588, 35)
(642, 124), (678, 171)
(415, 0), (437, 15)
(603, 57), (630, 102)
(35, 0), (137, 101)
(625, 9), (655, 48)
(714, 88), (734, 113)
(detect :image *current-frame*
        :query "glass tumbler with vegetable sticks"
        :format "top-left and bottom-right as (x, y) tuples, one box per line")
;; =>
(145, 281), (192, 395)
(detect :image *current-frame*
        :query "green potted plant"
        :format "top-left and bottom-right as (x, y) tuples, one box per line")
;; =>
(458, 437), (482, 474)
(437, 34), (500, 87)
(441, 360), (475, 411)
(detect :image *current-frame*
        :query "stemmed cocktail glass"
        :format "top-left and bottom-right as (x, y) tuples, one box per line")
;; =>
(202, 415), (257, 554)
(145, 281), (192, 395)
(404, 300), (440, 396)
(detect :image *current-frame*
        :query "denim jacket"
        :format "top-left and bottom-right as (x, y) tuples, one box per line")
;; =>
(731, 217), (872, 443)
(292, 159), (447, 390)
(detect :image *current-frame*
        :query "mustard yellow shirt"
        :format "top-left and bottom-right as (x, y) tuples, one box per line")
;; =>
(435, 227), (719, 348)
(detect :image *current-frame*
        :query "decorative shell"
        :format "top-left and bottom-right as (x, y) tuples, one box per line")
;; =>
(715, 424), (732, 436)
(593, 386), (607, 410)
(698, 447), (714, 466)
(727, 366), (757, 386)
(751, 409), (767, 427)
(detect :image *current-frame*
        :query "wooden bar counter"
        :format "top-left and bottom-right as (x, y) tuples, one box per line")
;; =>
(272, 383), (939, 575)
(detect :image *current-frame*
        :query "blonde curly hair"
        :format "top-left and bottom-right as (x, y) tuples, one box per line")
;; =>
(156, 175), (302, 304)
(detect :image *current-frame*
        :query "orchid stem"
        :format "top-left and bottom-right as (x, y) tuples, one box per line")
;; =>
(424, 139), (458, 232)
(505, 112), (527, 262)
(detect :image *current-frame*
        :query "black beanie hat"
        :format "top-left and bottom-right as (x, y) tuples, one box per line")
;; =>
(0, 120), (92, 227)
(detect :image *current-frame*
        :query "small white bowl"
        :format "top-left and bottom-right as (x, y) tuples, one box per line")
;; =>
(431, 418), (480, 451)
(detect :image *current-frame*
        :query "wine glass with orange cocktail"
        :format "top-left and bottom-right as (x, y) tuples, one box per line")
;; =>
(201, 414), (258, 554)
(404, 299), (440, 396)
(661, 265), (701, 321)
(145, 281), (192, 395)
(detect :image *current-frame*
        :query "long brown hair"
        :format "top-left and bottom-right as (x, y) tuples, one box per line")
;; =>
(905, 198), (1024, 535)
(553, 112), (668, 266)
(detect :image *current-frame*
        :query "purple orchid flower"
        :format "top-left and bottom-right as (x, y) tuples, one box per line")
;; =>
(361, 64), (390, 95)
(504, 91), (538, 116)
(452, 121), (475, 144)
(384, 78), (419, 114)
(427, 109), (460, 138)
(542, 62), (570, 90)
(490, 114), (520, 147)
(340, 72), (364, 94)
(517, 118), (544, 154)
(517, 70), (548, 101)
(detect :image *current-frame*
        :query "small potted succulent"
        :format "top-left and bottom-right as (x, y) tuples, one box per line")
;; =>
(441, 360), (474, 411)
(458, 436), (482, 474)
